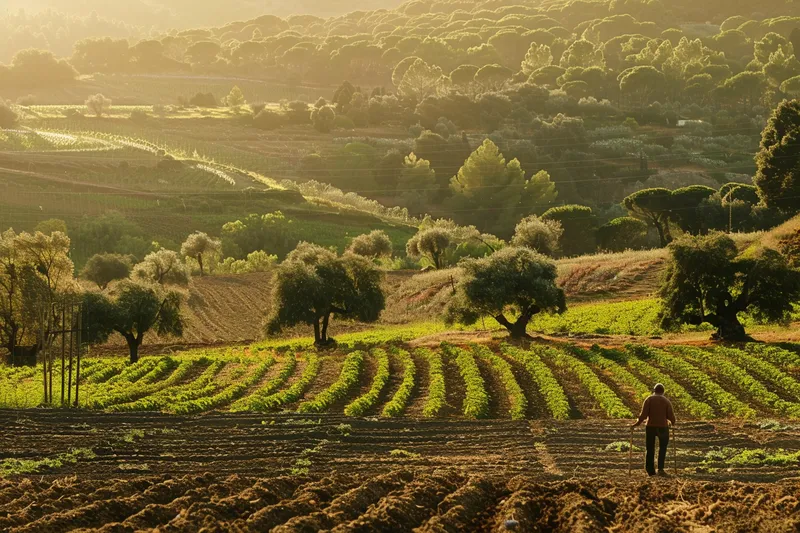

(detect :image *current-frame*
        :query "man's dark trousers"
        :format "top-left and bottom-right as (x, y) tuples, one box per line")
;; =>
(645, 426), (669, 475)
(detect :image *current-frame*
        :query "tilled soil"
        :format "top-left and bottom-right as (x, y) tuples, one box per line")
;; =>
(1, 472), (799, 532)
(2, 411), (800, 531)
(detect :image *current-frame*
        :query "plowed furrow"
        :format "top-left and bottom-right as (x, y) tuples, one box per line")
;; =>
(271, 470), (413, 532)
(331, 473), (465, 532)
(415, 476), (501, 532)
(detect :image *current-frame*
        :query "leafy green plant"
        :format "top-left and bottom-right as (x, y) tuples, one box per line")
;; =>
(628, 344), (755, 419)
(542, 345), (632, 418)
(298, 351), (364, 413)
(344, 349), (390, 417)
(503, 344), (570, 420)
(249, 352), (321, 411)
(443, 344), (489, 419)
(230, 353), (297, 412)
(472, 345), (527, 420)
(382, 349), (416, 417)
(420, 348), (446, 418)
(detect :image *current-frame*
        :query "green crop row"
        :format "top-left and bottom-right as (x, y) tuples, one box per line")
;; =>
(344, 349), (390, 417)
(572, 346), (651, 403)
(444, 344), (489, 419)
(714, 347), (800, 403)
(231, 353), (298, 412)
(170, 356), (275, 415)
(544, 346), (632, 418)
(382, 349), (416, 417)
(420, 348), (446, 418)
(628, 345), (756, 419)
(102, 358), (200, 411)
(249, 353), (321, 411)
(472, 345), (527, 420)
(672, 346), (800, 419)
(745, 344), (800, 374)
(88, 357), (180, 409)
(598, 347), (715, 419)
(106, 357), (160, 385)
(503, 344), (570, 420)
(299, 351), (365, 414)
(109, 358), (221, 411)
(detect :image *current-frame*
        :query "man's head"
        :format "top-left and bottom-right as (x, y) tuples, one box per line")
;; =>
(653, 383), (665, 394)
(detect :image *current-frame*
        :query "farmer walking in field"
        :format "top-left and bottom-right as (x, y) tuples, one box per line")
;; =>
(631, 383), (676, 477)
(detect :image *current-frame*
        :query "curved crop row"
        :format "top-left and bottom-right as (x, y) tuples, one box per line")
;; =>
(544, 346), (632, 418)
(298, 351), (365, 413)
(444, 344), (489, 419)
(598, 347), (714, 419)
(672, 346), (800, 418)
(109, 358), (222, 411)
(170, 356), (275, 414)
(249, 352), (321, 411)
(105, 358), (159, 385)
(502, 344), (570, 420)
(628, 344), (755, 419)
(82, 360), (125, 384)
(571, 346), (651, 403)
(472, 345), (527, 420)
(714, 347), (800, 402)
(88, 357), (180, 409)
(103, 358), (200, 411)
(344, 349), (390, 417)
(745, 344), (800, 373)
(230, 353), (298, 412)
(419, 348), (446, 418)
(381, 349), (416, 417)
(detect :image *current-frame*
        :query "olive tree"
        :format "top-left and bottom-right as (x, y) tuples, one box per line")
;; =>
(180, 231), (222, 276)
(266, 243), (385, 346)
(659, 233), (800, 341)
(81, 253), (131, 289)
(406, 227), (452, 269)
(85, 93), (111, 117)
(347, 230), (393, 259)
(83, 281), (184, 363)
(511, 215), (563, 257)
(446, 247), (566, 338)
(132, 249), (191, 286)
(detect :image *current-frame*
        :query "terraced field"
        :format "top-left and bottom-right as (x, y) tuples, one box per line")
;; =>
(4, 341), (800, 423)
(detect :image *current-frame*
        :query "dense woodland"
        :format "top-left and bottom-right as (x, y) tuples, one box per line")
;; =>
(2, 0), (800, 356)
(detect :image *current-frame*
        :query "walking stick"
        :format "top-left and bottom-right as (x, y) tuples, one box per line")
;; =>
(672, 425), (677, 477)
(629, 427), (633, 476)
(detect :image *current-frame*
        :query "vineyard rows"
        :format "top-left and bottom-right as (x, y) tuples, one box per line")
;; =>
(3, 342), (800, 421)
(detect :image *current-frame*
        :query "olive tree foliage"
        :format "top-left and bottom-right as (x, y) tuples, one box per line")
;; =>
(132, 249), (191, 286)
(754, 99), (800, 213)
(85, 93), (111, 117)
(180, 231), (222, 276)
(266, 243), (385, 346)
(511, 215), (563, 257)
(597, 217), (648, 252)
(83, 281), (184, 363)
(406, 227), (452, 270)
(659, 233), (800, 341)
(446, 247), (566, 338)
(81, 253), (131, 289)
(0, 230), (76, 355)
(347, 230), (393, 259)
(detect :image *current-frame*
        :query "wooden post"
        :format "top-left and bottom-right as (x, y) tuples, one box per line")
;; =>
(40, 304), (47, 405)
(67, 303), (75, 406)
(61, 304), (66, 406)
(75, 306), (82, 408)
